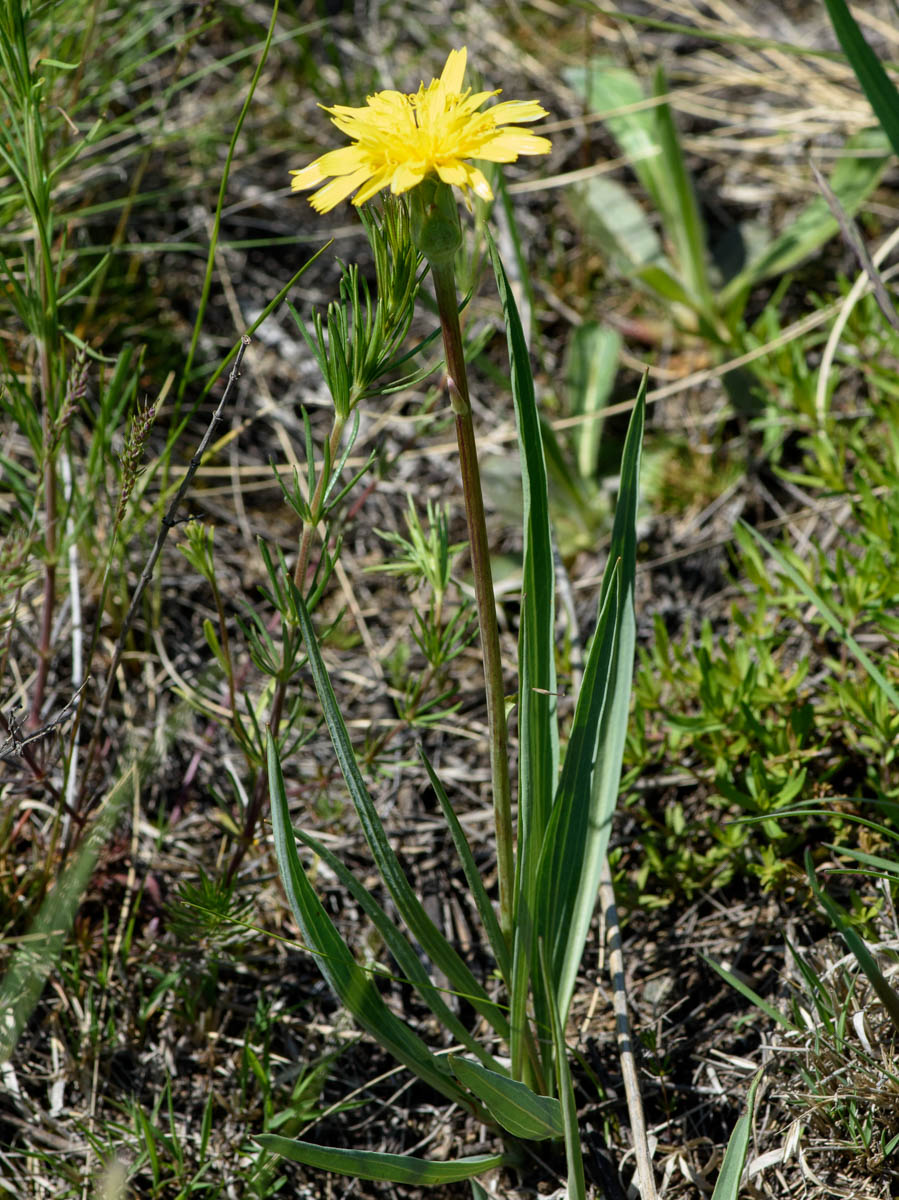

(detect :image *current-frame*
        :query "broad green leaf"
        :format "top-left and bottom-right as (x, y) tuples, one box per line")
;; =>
(536, 381), (645, 1022)
(564, 61), (667, 215)
(267, 733), (471, 1106)
(257, 1136), (505, 1184)
(0, 764), (137, 1060)
(449, 1056), (563, 1141)
(294, 825), (504, 1074)
(564, 322), (621, 480)
(710, 1070), (763, 1200)
(742, 521), (899, 710)
(566, 176), (662, 271)
(721, 127), (891, 304)
(822, 0), (899, 159)
(805, 849), (899, 1035)
(289, 588), (509, 1039)
(539, 941), (587, 1200)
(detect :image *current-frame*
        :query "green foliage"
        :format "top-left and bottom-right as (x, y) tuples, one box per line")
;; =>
(822, 0), (899, 159)
(289, 199), (427, 420)
(564, 57), (891, 345)
(264, 223), (646, 1190)
(624, 305), (899, 902)
(372, 496), (477, 725)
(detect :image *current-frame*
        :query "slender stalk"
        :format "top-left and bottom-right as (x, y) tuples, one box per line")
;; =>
(429, 259), (514, 945)
(32, 344), (57, 727)
(76, 338), (251, 819)
(225, 412), (346, 884)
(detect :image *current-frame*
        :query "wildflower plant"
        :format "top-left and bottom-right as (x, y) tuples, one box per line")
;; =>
(258, 46), (650, 1194)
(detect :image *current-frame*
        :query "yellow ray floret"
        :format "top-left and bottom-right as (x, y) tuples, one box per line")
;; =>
(290, 47), (552, 213)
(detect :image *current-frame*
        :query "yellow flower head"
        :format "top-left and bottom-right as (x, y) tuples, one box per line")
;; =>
(290, 47), (551, 213)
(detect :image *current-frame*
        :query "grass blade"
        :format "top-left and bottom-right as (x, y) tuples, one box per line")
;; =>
(805, 849), (899, 1036)
(0, 763), (136, 1059)
(449, 1056), (563, 1141)
(710, 1070), (763, 1200)
(822, 0), (899, 158)
(701, 955), (798, 1033)
(290, 585), (509, 1039)
(267, 731), (471, 1106)
(822, 843), (899, 877)
(257, 1136), (505, 1184)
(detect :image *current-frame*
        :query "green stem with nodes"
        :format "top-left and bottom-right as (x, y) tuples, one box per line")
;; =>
(428, 257), (515, 947)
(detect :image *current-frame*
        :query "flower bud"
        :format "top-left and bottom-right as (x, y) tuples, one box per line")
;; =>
(410, 179), (462, 266)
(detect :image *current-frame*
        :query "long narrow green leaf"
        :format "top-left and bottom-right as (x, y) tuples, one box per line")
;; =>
(805, 849), (899, 1036)
(294, 825), (503, 1074)
(487, 232), (559, 1082)
(487, 233), (558, 870)
(822, 0), (899, 159)
(449, 1056), (563, 1141)
(539, 941), (586, 1200)
(257, 1136), (505, 1184)
(701, 956), (798, 1033)
(822, 843), (899, 877)
(290, 588), (509, 1039)
(710, 1070), (762, 1200)
(537, 381), (645, 1022)
(652, 66), (713, 317)
(535, 561), (620, 1014)
(742, 521), (899, 710)
(565, 323), (621, 480)
(0, 764), (136, 1060)
(721, 127), (890, 304)
(267, 732), (471, 1106)
(564, 60), (666, 216)
(419, 750), (511, 983)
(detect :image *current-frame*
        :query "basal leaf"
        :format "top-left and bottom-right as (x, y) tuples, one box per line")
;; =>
(289, 587), (509, 1039)
(535, 381), (645, 1022)
(257, 1136), (506, 1184)
(721, 127), (890, 303)
(449, 1056), (563, 1141)
(710, 1070), (763, 1200)
(267, 732), (471, 1106)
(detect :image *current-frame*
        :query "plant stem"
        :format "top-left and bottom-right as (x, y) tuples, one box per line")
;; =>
(225, 412), (345, 884)
(429, 259), (514, 945)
